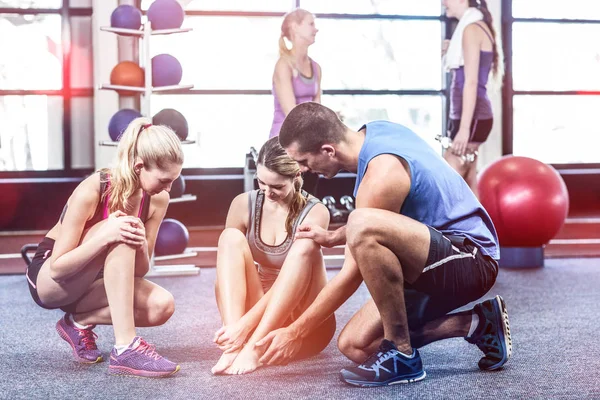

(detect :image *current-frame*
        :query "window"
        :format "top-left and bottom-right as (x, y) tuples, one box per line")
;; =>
(144, 1), (446, 168)
(0, 3), (93, 173)
(507, 1), (600, 164)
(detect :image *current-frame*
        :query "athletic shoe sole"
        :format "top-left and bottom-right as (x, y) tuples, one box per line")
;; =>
(108, 364), (181, 378)
(56, 321), (103, 364)
(487, 295), (512, 370)
(341, 370), (426, 388)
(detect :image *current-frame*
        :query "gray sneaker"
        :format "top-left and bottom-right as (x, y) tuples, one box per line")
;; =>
(55, 313), (103, 363)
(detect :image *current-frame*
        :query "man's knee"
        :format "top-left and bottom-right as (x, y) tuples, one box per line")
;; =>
(145, 290), (175, 326)
(337, 332), (368, 363)
(346, 209), (380, 249)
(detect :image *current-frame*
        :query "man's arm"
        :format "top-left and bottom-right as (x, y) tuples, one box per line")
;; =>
(257, 247), (363, 364)
(354, 154), (411, 212)
(258, 154), (412, 364)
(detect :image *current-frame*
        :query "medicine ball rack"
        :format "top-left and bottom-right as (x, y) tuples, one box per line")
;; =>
(98, 21), (199, 277)
(98, 23), (193, 117)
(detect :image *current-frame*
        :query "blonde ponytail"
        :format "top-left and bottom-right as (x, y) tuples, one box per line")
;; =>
(102, 117), (184, 213)
(279, 35), (293, 62)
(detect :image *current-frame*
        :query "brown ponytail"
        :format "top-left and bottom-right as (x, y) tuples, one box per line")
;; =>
(471, 0), (504, 80)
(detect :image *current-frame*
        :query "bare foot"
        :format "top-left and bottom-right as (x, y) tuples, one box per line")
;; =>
(224, 344), (262, 375)
(211, 350), (240, 375)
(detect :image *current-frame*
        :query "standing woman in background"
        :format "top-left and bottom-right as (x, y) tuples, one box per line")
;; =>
(270, 8), (321, 195)
(442, 0), (503, 197)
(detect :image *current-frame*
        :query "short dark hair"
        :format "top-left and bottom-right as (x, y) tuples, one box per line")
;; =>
(278, 102), (346, 153)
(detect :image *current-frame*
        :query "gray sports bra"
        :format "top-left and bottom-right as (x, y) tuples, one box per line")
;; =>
(246, 189), (320, 283)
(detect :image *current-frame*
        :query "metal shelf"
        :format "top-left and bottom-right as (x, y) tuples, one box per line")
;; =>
(100, 26), (192, 37)
(99, 84), (194, 93)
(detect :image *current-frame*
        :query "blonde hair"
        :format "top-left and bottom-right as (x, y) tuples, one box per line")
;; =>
(257, 136), (306, 234)
(102, 117), (184, 213)
(278, 8), (312, 62)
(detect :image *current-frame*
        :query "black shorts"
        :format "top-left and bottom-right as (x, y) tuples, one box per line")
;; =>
(404, 227), (498, 329)
(447, 118), (493, 144)
(26, 237), (104, 313)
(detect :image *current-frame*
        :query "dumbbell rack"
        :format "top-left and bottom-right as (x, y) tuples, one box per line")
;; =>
(98, 21), (199, 277)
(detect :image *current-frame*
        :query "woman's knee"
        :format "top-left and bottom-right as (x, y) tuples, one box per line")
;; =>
(144, 289), (175, 326)
(218, 227), (246, 248)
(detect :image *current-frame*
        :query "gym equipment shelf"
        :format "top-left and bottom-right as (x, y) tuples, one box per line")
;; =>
(98, 16), (198, 277)
(100, 83), (194, 93)
(100, 26), (192, 36)
(100, 21), (193, 117)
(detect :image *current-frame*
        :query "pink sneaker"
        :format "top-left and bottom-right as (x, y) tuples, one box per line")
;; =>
(55, 313), (103, 364)
(109, 337), (180, 378)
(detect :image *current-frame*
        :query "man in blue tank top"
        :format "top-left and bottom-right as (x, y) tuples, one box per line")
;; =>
(255, 102), (512, 387)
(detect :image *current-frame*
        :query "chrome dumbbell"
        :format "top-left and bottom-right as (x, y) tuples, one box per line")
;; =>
(322, 196), (348, 223)
(339, 195), (355, 212)
(435, 135), (478, 164)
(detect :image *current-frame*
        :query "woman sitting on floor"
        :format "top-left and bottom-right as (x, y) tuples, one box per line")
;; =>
(212, 136), (336, 375)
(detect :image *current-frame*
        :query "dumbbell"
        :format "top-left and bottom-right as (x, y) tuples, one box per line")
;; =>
(322, 196), (348, 223)
(435, 135), (478, 163)
(340, 195), (355, 212)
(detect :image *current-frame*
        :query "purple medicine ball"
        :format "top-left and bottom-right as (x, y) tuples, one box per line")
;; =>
(152, 54), (183, 87)
(147, 0), (185, 30)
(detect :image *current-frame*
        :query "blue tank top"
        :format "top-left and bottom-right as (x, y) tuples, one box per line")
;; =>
(353, 121), (499, 259)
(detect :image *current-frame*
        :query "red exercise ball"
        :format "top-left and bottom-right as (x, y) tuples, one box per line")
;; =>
(478, 156), (569, 247)
(110, 61), (144, 95)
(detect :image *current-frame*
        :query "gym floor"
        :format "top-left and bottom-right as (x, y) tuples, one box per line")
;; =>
(1, 256), (599, 399)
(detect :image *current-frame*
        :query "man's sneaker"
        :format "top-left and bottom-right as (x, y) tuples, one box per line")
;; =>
(466, 295), (512, 370)
(340, 339), (426, 387)
(55, 313), (103, 364)
(109, 336), (180, 378)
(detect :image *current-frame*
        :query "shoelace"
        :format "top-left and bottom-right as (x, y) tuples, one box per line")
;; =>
(77, 328), (99, 350)
(135, 339), (162, 361)
(362, 349), (397, 369)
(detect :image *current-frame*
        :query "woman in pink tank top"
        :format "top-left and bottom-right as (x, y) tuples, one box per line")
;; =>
(26, 118), (184, 378)
(212, 137), (336, 376)
(270, 8), (322, 195)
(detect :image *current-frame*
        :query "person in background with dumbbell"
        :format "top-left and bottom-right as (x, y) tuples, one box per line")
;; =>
(442, 0), (503, 198)
(255, 102), (511, 387)
(25, 118), (184, 377)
